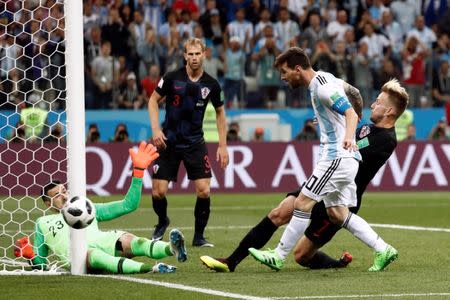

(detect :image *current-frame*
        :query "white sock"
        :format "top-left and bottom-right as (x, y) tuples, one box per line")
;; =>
(275, 209), (311, 259)
(343, 212), (388, 252)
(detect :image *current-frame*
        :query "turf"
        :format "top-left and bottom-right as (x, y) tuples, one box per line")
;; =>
(1, 192), (450, 299)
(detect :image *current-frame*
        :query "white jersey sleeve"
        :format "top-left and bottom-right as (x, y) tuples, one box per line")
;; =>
(316, 79), (352, 115)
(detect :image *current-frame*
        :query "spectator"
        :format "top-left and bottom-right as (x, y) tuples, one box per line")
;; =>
(20, 93), (49, 142)
(368, 0), (388, 25)
(165, 31), (185, 72)
(395, 109), (414, 141)
(428, 119), (450, 140)
(376, 58), (401, 91)
(84, 26), (102, 66)
(101, 8), (131, 58)
(178, 10), (197, 42)
(203, 8), (225, 56)
(254, 8), (273, 42)
(287, 0), (308, 24)
(330, 40), (354, 84)
(359, 21), (391, 71)
(406, 123), (416, 140)
(379, 9), (404, 60)
(343, 28), (358, 58)
(353, 42), (374, 106)
(111, 123), (130, 142)
(137, 28), (163, 78)
(252, 25), (282, 108)
(252, 127), (265, 142)
(90, 41), (119, 109)
(432, 60), (450, 107)
(44, 122), (65, 144)
(225, 8), (254, 54)
(140, 64), (161, 99)
(224, 36), (246, 108)
(86, 123), (101, 143)
(294, 118), (319, 141)
(300, 12), (328, 56)
(310, 39), (336, 74)
(9, 121), (26, 143)
(226, 121), (241, 142)
(172, 0), (200, 21)
(158, 10), (180, 48)
(326, 9), (353, 45)
(390, 0), (418, 34)
(407, 15), (437, 50)
(203, 47), (223, 80)
(129, 10), (147, 47)
(117, 72), (145, 109)
(274, 7), (300, 52)
(401, 35), (429, 107)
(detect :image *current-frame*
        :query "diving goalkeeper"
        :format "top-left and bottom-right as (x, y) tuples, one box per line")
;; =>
(14, 142), (188, 274)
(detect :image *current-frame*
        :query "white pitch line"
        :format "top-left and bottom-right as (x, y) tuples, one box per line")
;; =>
(92, 274), (270, 300)
(370, 223), (450, 233)
(273, 292), (450, 299)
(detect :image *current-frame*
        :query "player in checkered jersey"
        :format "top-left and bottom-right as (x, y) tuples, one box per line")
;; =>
(248, 48), (406, 272)
(148, 38), (229, 247)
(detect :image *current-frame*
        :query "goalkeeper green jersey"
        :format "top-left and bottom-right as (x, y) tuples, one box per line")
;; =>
(32, 177), (143, 267)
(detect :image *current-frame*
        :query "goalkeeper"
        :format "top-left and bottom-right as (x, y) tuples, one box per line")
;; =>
(14, 142), (188, 274)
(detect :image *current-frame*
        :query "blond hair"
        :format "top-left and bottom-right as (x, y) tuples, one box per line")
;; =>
(183, 38), (206, 53)
(381, 78), (409, 118)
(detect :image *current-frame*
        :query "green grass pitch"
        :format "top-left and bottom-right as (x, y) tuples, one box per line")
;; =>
(1, 192), (450, 299)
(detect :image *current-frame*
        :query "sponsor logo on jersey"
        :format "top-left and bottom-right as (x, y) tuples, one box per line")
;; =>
(359, 125), (371, 138)
(357, 137), (370, 149)
(201, 87), (210, 99)
(153, 164), (159, 174)
(196, 100), (205, 107)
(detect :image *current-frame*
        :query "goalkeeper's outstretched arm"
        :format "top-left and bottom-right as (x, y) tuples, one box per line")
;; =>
(95, 142), (159, 222)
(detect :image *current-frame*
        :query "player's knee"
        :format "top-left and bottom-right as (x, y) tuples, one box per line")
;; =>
(327, 211), (344, 225)
(151, 190), (166, 200)
(196, 186), (210, 198)
(268, 208), (289, 226)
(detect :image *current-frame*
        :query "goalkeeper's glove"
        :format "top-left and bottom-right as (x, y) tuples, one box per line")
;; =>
(129, 141), (159, 178)
(14, 237), (35, 260)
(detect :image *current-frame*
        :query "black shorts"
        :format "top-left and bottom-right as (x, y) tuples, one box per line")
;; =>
(152, 142), (212, 182)
(285, 189), (354, 247)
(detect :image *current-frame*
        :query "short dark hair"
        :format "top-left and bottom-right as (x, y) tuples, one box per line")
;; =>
(42, 180), (62, 203)
(274, 47), (311, 70)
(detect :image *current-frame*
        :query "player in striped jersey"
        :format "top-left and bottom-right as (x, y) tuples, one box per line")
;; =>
(249, 47), (399, 272)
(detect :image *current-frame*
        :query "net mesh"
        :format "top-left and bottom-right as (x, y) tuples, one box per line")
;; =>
(0, 0), (69, 273)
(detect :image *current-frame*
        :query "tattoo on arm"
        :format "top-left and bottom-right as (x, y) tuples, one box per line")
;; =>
(343, 82), (363, 120)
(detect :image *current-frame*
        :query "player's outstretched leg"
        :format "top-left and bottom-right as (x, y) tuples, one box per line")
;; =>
(200, 256), (230, 272)
(131, 237), (173, 259)
(169, 228), (188, 262)
(248, 248), (284, 271)
(88, 248), (153, 274)
(368, 245), (398, 272)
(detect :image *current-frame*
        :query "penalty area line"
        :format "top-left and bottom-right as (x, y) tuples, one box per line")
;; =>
(92, 274), (270, 300)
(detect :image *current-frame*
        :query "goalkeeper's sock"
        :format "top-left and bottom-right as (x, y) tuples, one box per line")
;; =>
(88, 248), (152, 274)
(299, 251), (344, 269)
(194, 197), (210, 238)
(227, 216), (278, 272)
(131, 237), (172, 259)
(152, 196), (168, 224)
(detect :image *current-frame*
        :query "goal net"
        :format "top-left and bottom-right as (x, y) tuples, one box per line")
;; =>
(0, 0), (86, 274)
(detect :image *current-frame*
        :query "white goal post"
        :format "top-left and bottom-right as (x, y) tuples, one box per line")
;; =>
(0, 0), (86, 275)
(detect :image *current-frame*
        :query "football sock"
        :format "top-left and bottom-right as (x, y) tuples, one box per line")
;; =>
(227, 216), (278, 271)
(131, 237), (172, 259)
(276, 209), (311, 259)
(343, 212), (388, 252)
(89, 248), (152, 274)
(194, 197), (210, 238)
(299, 251), (344, 269)
(152, 196), (168, 225)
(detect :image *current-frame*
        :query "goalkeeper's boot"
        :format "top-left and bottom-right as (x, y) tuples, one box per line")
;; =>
(338, 251), (353, 268)
(192, 235), (214, 247)
(248, 248), (284, 271)
(151, 262), (177, 273)
(152, 217), (170, 241)
(368, 245), (398, 272)
(200, 256), (230, 272)
(169, 228), (187, 262)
